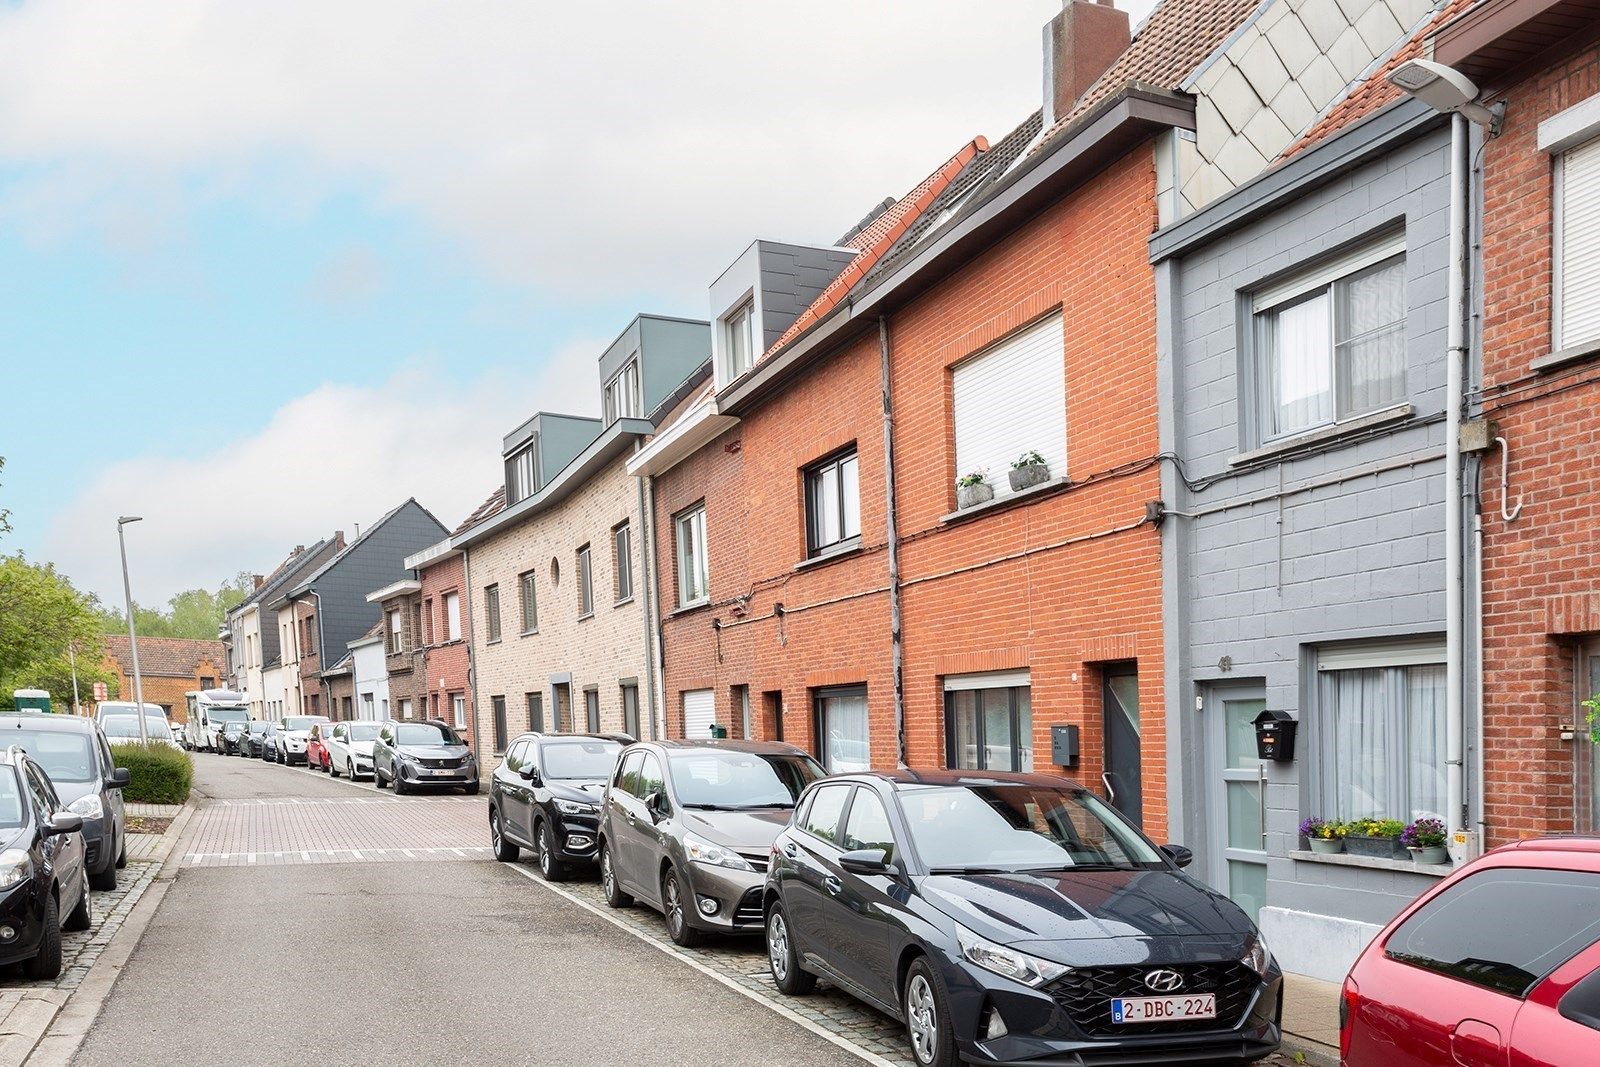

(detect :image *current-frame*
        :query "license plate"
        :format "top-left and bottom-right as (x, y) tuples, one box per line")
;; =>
(430, 768), (457, 776)
(1110, 994), (1215, 1024)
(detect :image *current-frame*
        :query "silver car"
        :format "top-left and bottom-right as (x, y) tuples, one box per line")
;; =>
(596, 740), (823, 947)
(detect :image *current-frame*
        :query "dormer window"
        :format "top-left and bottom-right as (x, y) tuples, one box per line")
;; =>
(505, 439), (538, 505)
(723, 299), (755, 382)
(603, 358), (642, 424)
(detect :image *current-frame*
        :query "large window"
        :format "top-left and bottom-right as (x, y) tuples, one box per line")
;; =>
(722, 299), (755, 382)
(613, 522), (633, 603)
(577, 544), (594, 618)
(1557, 134), (1600, 354)
(945, 676), (1033, 772)
(814, 686), (869, 774)
(1315, 641), (1446, 823)
(952, 312), (1066, 503)
(674, 505), (709, 607)
(1253, 238), (1406, 440)
(804, 448), (860, 557)
(603, 359), (641, 424)
(443, 591), (461, 642)
(519, 570), (538, 634)
(506, 441), (538, 504)
(484, 584), (502, 643)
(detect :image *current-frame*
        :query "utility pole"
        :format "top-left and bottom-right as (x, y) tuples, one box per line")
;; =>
(68, 642), (81, 716)
(117, 516), (150, 745)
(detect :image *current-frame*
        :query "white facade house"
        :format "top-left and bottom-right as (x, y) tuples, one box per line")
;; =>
(349, 631), (389, 721)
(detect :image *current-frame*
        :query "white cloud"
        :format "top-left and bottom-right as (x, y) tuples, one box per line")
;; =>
(0, 0), (1156, 301)
(44, 349), (602, 606)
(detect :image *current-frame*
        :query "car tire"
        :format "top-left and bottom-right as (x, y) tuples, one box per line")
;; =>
(766, 903), (815, 995)
(90, 860), (117, 891)
(329, 758), (339, 779)
(348, 759), (358, 781)
(24, 894), (62, 980)
(537, 820), (568, 882)
(464, 781), (480, 796)
(374, 765), (388, 789)
(64, 872), (92, 932)
(393, 771), (410, 796)
(490, 808), (519, 862)
(662, 866), (703, 948)
(600, 841), (632, 908)
(903, 957), (958, 1067)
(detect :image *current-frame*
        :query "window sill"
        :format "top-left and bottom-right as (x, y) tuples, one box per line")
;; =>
(614, 596), (635, 608)
(486, 638), (502, 646)
(940, 477), (1073, 525)
(577, 612), (595, 622)
(1230, 404), (1414, 467)
(1288, 848), (1452, 878)
(1530, 338), (1600, 374)
(794, 539), (863, 572)
(519, 629), (539, 638)
(669, 600), (711, 619)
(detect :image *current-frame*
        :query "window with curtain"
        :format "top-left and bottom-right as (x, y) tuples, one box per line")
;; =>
(1316, 649), (1445, 823)
(814, 687), (869, 773)
(804, 447), (860, 557)
(1254, 241), (1406, 441)
(944, 683), (1033, 772)
(443, 591), (461, 641)
(674, 505), (709, 606)
(1557, 135), (1600, 353)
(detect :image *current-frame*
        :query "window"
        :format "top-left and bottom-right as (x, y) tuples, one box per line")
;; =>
(504, 740), (531, 775)
(733, 684), (750, 740)
(341, 696), (353, 719)
(519, 570), (538, 633)
(952, 311), (1066, 501)
(526, 692), (544, 733)
(613, 522), (633, 603)
(451, 693), (466, 729)
(614, 751), (643, 795)
(443, 591), (461, 642)
(682, 689), (715, 739)
(399, 698), (412, 719)
(506, 441), (538, 505)
(200, 675), (216, 690)
(491, 696), (508, 752)
(637, 753), (666, 804)
(603, 358), (642, 424)
(422, 598), (433, 645)
(842, 789), (895, 863)
(302, 614), (317, 654)
(945, 675), (1033, 772)
(361, 694), (374, 719)
(1315, 641), (1446, 822)
(387, 609), (403, 654)
(621, 683), (640, 739)
(674, 505), (709, 606)
(804, 448), (860, 557)
(1556, 135), (1600, 353)
(430, 693), (439, 719)
(577, 544), (594, 618)
(1253, 238), (1406, 440)
(722, 299), (756, 382)
(801, 784), (851, 844)
(814, 686), (869, 773)
(485, 584), (502, 643)
(1386, 868), (1600, 997)
(585, 688), (600, 732)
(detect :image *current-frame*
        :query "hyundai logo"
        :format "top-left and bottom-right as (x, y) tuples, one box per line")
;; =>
(1143, 969), (1185, 994)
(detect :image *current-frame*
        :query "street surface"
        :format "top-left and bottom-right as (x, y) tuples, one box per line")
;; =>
(72, 754), (865, 1066)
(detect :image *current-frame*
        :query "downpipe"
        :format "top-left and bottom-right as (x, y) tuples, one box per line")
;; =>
(1445, 113), (1468, 843)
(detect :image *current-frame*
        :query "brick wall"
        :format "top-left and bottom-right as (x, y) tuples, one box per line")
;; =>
(421, 553), (474, 744)
(381, 590), (428, 717)
(293, 598), (323, 716)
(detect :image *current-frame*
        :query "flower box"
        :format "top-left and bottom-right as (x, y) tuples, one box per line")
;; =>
(1345, 835), (1407, 861)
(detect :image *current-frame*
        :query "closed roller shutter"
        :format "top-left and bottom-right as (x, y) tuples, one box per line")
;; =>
(681, 689), (715, 739)
(1561, 136), (1600, 352)
(953, 312), (1066, 498)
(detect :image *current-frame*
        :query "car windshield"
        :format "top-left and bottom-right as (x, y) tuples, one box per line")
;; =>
(282, 717), (327, 732)
(897, 784), (1163, 873)
(0, 729), (96, 783)
(248, 723), (267, 735)
(222, 722), (244, 734)
(206, 706), (249, 724)
(666, 751), (822, 809)
(542, 740), (620, 779)
(103, 717), (173, 740)
(0, 771), (24, 829)
(346, 724), (381, 741)
(396, 723), (456, 746)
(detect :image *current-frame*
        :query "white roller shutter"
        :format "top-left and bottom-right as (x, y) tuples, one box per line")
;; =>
(681, 689), (715, 739)
(952, 312), (1066, 498)
(1317, 639), (1445, 672)
(1560, 136), (1600, 352)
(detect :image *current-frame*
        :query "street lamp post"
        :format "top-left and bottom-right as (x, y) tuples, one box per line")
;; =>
(117, 516), (150, 745)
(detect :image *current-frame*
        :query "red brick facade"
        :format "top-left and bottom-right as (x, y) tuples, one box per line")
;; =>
(1478, 39), (1600, 842)
(293, 598), (324, 718)
(419, 552), (474, 746)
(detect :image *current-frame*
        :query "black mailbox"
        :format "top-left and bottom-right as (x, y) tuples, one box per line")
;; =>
(1253, 709), (1297, 762)
(1050, 724), (1080, 768)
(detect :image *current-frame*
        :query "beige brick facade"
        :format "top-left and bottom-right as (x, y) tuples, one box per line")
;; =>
(467, 455), (649, 754)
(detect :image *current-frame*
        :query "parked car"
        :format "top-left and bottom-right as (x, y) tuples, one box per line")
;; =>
(326, 720), (381, 780)
(92, 700), (164, 729)
(217, 719), (248, 756)
(0, 744), (90, 979)
(372, 720), (478, 795)
(257, 722), (280, 762)
(1341, 836), (1600, 1066)
(275, 715), (331, 765)
(239, 721), (270, 759)
(597, 739), (822, 947)
(490, 733), (624, 879)
(306, 723), (334, 772)
(0, 712), (129, 891)
(763, 770), (1281, 1067)
(100, 713), (182, 751)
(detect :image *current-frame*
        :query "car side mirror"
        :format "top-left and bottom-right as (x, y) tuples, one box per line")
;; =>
(643, 791), (667, 821)
(1160, 844), (1194, 869)
(839, 848), (891, 875)
(109, 768), (132, 789)
(518, 765), (537, 783)
(47, 812), (84, 837)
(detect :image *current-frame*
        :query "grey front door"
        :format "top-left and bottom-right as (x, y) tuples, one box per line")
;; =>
(1206, 687), (1268, 923)
(1101, 665), (1142, 826)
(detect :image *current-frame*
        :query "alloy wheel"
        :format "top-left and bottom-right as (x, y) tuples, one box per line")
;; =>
(768, 912), (789, 982)
(491, 812), (502, 853)
(664, 874), (683, 937)
(907, 974), (937, 1064)
(601, 848), (616, 897)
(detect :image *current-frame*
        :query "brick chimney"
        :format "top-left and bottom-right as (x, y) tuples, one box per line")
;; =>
(252, 574), (265, 591)
(1042, 0), (1130, 128)
(334, 530), (347, 550)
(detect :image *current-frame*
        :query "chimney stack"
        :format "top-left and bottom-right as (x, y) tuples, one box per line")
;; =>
(1042, 0), (1130, 129)
(335, 530), (347, 550)
(252, 574), (265, 590)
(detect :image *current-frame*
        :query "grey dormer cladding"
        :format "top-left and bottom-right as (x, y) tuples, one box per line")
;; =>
(598, 314), (711, 422)
(710, 239), (857, 351)
(501, 412), (603, 498)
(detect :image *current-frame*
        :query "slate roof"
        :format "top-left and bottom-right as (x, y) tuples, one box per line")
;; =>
(231, 537), (337, 615)
(102, 635), (226, 680)
(453, 487), (506, 537)
(289, 498), (445, 597)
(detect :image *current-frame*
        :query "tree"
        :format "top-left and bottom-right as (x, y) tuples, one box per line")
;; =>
(0, 456), (12, 537)
(98, 571), (257, 640)
(0, 554), (109, 710)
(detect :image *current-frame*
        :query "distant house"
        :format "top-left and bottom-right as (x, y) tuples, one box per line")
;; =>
(100, 635), (228, 722)
(224, 536), (342, 719)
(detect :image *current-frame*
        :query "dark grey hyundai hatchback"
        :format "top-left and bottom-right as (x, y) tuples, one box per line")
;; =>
(764, 770), (1282, 1067)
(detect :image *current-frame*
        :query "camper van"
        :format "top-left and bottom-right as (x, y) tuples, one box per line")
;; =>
(183, 689), (250, 752)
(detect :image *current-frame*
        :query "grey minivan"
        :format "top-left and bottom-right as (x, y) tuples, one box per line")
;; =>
(0, 713), (130, 890)
(597, 739), (822, 947)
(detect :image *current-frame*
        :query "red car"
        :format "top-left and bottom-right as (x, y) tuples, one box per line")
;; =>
(1341, 836), (1600, 1067)
(307, 725), (334, 773)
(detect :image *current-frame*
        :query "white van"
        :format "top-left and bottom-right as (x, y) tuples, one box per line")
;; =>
(183, 689), (251, 752)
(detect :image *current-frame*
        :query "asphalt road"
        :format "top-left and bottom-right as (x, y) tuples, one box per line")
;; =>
(73, 753), (863, 1066)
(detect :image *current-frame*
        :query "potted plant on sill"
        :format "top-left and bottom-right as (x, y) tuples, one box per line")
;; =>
(1345, 818), (1407, 860)
(1401, 817), (1449, 865)
(1299, 817), (1347, 855)
(956, 469), (993, 510)
(1008, 450), (1050, 493)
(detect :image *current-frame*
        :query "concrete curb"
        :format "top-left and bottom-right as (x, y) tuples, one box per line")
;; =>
(1280, 1034), (1339, 1067)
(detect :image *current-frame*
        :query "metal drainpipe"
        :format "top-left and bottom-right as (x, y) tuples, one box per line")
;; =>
(880, 316), (907, 769)
(637, 471), (662, 741)
(1445, 113), (1468, 839)
(462, 547), (480, 744)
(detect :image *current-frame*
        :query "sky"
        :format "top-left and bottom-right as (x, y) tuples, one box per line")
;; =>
(0, 0), (1158, 608)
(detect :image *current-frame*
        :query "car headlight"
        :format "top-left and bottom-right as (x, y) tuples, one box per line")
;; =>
(1242, 933), (1272, 978)
(0, 849), (31, 891)
(956, 924), (1070, 988)
(67, 795), (104, 820)
(683, 832), (753, 871)
(555, 799), (599, 816)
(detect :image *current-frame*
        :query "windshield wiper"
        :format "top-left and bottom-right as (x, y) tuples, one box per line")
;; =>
(681, 803), (732, 810)
(929, 866), (1012, 875)
(735, 802), (794, 810)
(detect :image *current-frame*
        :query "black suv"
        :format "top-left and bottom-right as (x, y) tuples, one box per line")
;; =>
(490, 733), (625, 880)
(0, 745), (90, 979)
(763, 770), (1281, 1067)
(0, 713), (130, 890)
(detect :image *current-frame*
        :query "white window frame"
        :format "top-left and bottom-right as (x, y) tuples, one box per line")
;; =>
(674, 505), (709, 607)
(613, 521), (634, 603)
(443, 591), (461, 642)
(386, 609), (403, 655)
(722, 299), (756, 382)
(484, 584), (502, 643)
(519, 570), (537, 633)
(577, 544), (594, 618)
(951, 312), (1067, 502)
(452, 693), (466, 730)
(804, 447), (860, 557)
(506, 442), (538, 504)
(1552, 134), (1600, 355)
(603, 358), (642, 424)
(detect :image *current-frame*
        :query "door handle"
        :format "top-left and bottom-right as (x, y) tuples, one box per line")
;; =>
(781, 842), (798, 859)
(1257, 762), (1268, 849)
(623, 809), (636, 825)
(824, 875), (842, 896)
(1101, 772), (1116, 803)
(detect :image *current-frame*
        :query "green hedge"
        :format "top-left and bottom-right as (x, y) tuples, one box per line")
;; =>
(111, 743), (193, 805)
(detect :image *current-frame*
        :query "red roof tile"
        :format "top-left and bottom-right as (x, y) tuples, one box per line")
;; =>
(102, 635), (226, 680)
(452, 487), (505, 537)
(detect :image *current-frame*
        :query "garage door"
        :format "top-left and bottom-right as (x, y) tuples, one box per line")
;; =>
(681, 689), (715, 739)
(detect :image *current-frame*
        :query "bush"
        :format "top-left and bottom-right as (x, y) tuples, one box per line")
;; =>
(111, 743), (193, 804)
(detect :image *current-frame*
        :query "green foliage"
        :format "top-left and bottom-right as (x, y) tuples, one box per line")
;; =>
(99, 571), (255, 640)
(956, 469), (988, 489)
(1348, 817), (1406, 839)
(111, 742), (193, 804)
(0, 456), (12, 537)
(1011, 450), (1047, 470)
(0, 554), (108, 711)
(1581, 693), (1600, 744)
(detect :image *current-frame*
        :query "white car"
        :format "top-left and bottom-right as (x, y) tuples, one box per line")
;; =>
(326, 720), (382, 779)
(275, 715), (331, 765)
(100, 712), (182, 750)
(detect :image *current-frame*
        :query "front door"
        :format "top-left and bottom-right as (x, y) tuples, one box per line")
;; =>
(1207, 687), (1268, 923)
(1577, 640), (1600, 833)
(1100, 665), (1142, 825)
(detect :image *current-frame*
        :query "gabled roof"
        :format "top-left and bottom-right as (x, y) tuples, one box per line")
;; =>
(453, 487), (506, 537)
(231, 537), (337, 615)
(287, 498), (445, 598)
(102, 636), (226, 680)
